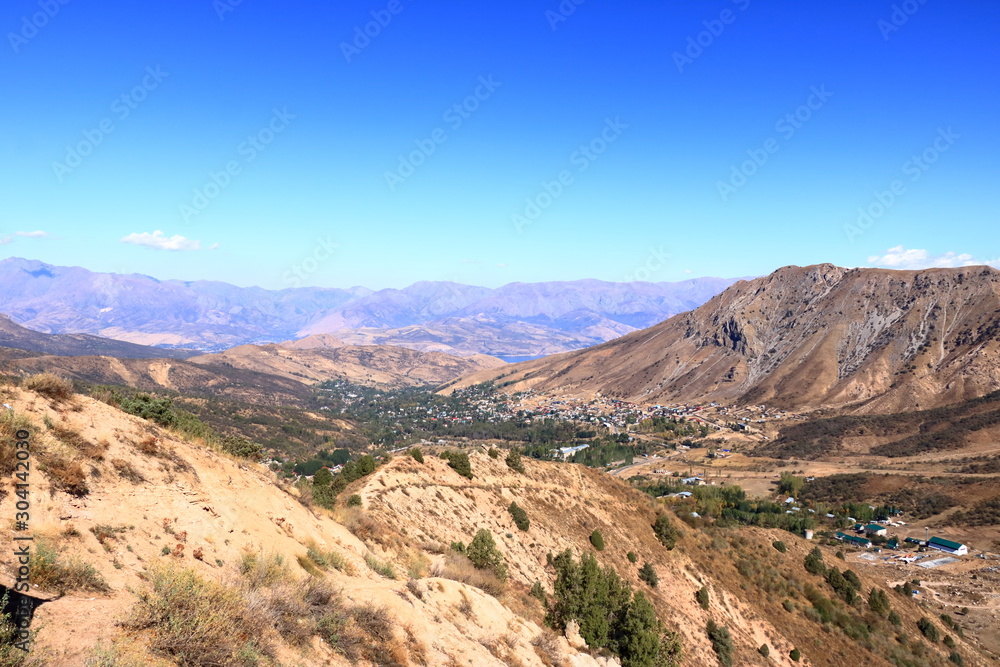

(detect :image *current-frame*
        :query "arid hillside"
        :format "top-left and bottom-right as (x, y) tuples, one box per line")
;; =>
(449, 264), (1000, 413)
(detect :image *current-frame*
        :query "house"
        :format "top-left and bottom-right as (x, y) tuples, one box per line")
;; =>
(904, 537), (923, 547)
(557, 444), (589, 460)
(865, 523), (888, 537)
(836, 532), (872, 548)
(681, 476), (704, 486)
(887, 537), (899, 550)
(926, 537), (969, 556)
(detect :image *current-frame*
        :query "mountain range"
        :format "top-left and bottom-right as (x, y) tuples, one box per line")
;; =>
(0, 258), (739, 358)
(449, 263), (1000, 413)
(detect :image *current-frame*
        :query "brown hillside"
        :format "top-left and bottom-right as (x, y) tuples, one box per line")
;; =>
(449, 264), (1000, 413)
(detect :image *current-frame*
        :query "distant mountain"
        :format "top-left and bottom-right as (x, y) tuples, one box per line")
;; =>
(448, 264), (1000, 413)
(0, 313), (195, 359)
(0, 258), (739, 357)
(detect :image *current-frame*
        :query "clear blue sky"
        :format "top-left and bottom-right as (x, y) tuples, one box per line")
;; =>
(1, 0), (998, 289)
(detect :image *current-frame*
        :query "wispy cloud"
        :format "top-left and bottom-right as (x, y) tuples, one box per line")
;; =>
(0, 230), (51, 245)
(867, 246), (999, 270)
(120, 230), (209, 251)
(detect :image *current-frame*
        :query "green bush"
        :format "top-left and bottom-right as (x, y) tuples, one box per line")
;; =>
(695, 586), (710, 610)
(508, 502), (530, 531)
(220, 435), (262, 461)
(505, 449), (525, 474)
(450, 541), (465, 554)
(441, 450), (473, 479)
(917, 617), (939, 642)
(639, 562), (658, 587)
(466, 529), (507, 582)
(888, 611), (902, 626)
(758, 644), (770, 657)
(706, 620), (734, 667)
(409, 448), (423, 463)
(869, 587), (891, 616)
(949, 651), (965, 666)
(589, 530), (605, 551)
(346, 494), (362, 507)
(627, 551), (638, 563)
(530, 581), (546, 603)
(804, 547), (826, 575)
(118, 393), (177, 427)
(652, 514), (678, 550)
(772, 540), (787, 553)
(790, 648), (801, 662)
(487, 447), (499, 459)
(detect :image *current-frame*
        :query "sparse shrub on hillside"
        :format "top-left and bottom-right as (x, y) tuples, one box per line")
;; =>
(706, 620), (734, 667)
(589, 530), (605, 551)
(804, 547), (826, 576)
(843, 569), (861, 589)
(450, 541), (466, 554)
(888, 611), (902, 626)
(0, 411), (32, 476)
(627, 551), (638, 563)
(508, 501), (530, 531)
(111, 458), (145, 484)
(347, 494), (363, 507)
(409, 447), (424, 463)
(825, 568), (857, 604)
(41, 456), (89, 496)
(949, 651), (965, 666)
(868, 587), (891, 616)
(30, 540), (109, 594)
(917, 617), (939, 642)
(505, 448), (525, 474)
(364, 553), (396, 579)
(789, 647), (801, 662)
(772, 540), (787, 553)
(530, 581), (547, 603)
(653, 514), (678, 550)
(639, 562), (658, 587)
(441, 450), (472, 479)
(695, 586), (710, 610)
(487, 447), (499, 459)
(220, 434), (262, 461)
(466, 529), (507, 582)
(239, 551), (289, 589)
(24, 372), (73, 400)
(432, 551), (505, 598)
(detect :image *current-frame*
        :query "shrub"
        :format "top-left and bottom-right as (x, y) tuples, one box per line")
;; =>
(772, 540), (787, 553)
(220, 435), (262, 461)
(639, 562), (658, 587)
(790, 648), (801, 662)
(917, 617), (939, 642)
(364, 553), (396, 579)
(695, 586), (710, 610)
(869, 587), (890, 616)
(888, 611), (902, 626)
(487, 447), (499, 459)
(949, 651), (965, 666)
(442, 450), (472, 479)
(627, 551), (638, 563)
(347, 494), (363, 508)
(589, 530), (605, 551)
(43, 457), (89, 496)
(944, 634), (956, 649)
(508, 501), (530, 531)
(530, 581), (547, 603)
(652, 514), (678, 550)
(122, 564), (271, 665)
(450, 541), (466, 554)
(116, 393), (177, 427)
(432, 552), (505, 598)
(706, 620), (734, 667)
(24, 372), (73, 400)
(758, 644), (770, 657)
(804, 547), (826, 575)
(505, 448), (525, 474)
(466, 529), (507, 582)
(30, 540), (109, 594)
(409, 447), (423, 463)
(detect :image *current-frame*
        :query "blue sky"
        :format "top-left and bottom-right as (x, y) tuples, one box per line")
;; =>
(1, 0), (998, 289)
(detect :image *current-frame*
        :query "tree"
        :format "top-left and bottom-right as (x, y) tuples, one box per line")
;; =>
(505, 448), (525, 474)
(638, 562), (658, 587)
(652, 514), (678, 550)
(868, 587), (890, 616)
(444, 451), (473, 479)
(467, 529), (507, 581)
(409, 447), (424, 463)
(312, 467), (333, 487)
(778, 472), (804, 497)
(590, 530), (605, 551)
(917, 617), (940, 642)
(508, 502), (530, 531)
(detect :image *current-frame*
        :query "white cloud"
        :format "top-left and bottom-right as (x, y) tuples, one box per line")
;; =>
(0, 236), (12, 245)
(15, 230), (48, 238)
(120, 230), (204, 251)
(867, 246), (999, 270)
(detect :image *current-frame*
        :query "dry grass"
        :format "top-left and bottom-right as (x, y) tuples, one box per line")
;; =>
(111, 458), (146, 483)
(49, 423), (108, 460)
(30, 540), (110, 594)
(432, 552), (505, 598)
(0, 410), (33, 475)
(364, 553), (397, 579)
(40, 455), (89, 496)
(23, 373), (73, 400)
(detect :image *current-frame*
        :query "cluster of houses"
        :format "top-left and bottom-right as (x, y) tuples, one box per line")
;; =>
(833, 524), (970, 556)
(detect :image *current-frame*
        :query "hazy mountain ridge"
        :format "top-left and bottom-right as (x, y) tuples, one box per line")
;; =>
(448, 263), (1000, 413)
(0, 258), (739, 356)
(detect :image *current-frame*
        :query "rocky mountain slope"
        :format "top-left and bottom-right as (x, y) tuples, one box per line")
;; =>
(448, 264), (1000, 413)
(0, 258), (737, 356)
(0, 314), (194, 360)
(2, 379), (991, 666)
